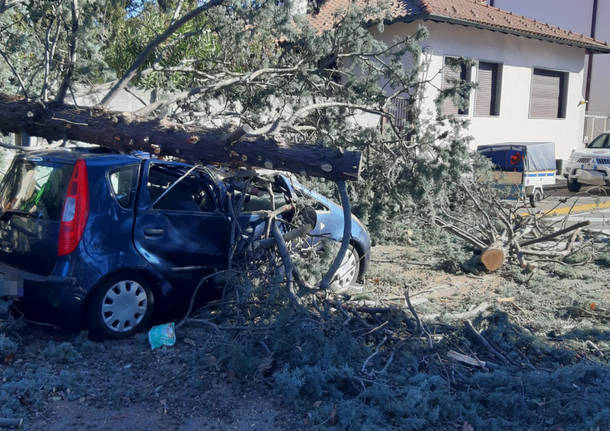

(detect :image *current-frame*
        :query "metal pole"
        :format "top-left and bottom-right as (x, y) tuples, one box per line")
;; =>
(584, 0), (598, 107)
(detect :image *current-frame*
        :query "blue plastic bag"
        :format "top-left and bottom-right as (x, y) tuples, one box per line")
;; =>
(148, 322), (176, 350)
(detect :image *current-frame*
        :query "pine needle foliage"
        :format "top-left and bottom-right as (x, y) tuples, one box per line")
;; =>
(0, 0), (481, 237)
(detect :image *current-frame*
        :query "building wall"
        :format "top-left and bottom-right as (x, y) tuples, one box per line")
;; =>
(493, 0), (610, 114)
(375, 21), (587, 160)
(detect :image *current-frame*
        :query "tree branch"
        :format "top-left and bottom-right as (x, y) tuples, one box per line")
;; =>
(288, 102), (390, 125)
(171, 0), (184, 24)
(519, 221), (590, 248)
(56, 0), (79, 104)
(0, 47), (28, 98)
(320, 180), (352, 289)
(41, 2), (64, 101)
(101, 0), (224, 107)
(136, 64), (304, 116)
(271, 222), (299, 305)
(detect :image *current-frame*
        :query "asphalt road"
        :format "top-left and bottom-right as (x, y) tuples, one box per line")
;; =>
(535, 182), (610, 234)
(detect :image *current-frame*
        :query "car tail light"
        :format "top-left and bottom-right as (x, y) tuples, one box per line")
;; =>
(58, 159), (89, 256)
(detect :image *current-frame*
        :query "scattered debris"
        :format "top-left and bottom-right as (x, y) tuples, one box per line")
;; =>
(0, 418), (23, 429)
(447, 350), (489, 369)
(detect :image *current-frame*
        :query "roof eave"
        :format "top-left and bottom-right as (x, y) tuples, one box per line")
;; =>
(394, 14), (610, 54)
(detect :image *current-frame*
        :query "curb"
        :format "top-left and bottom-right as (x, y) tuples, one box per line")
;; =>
(519, 200), (610, 218)
(540, 201), (610, 217)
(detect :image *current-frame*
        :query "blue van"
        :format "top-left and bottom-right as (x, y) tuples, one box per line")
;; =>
(0, 149), (370, 338)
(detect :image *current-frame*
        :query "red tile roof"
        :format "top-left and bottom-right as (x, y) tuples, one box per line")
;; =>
(309, 0), (610, 53)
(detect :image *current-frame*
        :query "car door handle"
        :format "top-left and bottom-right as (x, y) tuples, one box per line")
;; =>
(143, 228), (165, 237)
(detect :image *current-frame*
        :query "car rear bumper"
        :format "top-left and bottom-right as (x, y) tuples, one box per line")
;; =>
(564, 162), (610, 186)
(565, 168), (610, 186)
(0, 262), (85, 328)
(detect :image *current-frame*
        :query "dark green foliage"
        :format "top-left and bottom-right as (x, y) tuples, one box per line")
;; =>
(0, 0), (118, 96)
(41, 341), (83, 363)
(596, 245), (610, 267)
(0, 333), (17, 356)
(547, 263), (593, 280)
(473, 312), (579, 368)
(1, 276), (608, 429)
(0, 365), (81, 417)
(193, 285), (610, 431)
(437, 235), (474, 274)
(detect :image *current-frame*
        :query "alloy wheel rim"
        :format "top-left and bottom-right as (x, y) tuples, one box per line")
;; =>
(101, 280), (147, 332)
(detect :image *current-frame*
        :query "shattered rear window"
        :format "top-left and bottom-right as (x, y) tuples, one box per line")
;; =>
(0, 158), (72, 220)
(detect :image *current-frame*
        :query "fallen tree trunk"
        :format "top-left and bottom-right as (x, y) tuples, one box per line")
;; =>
(0, 94), (361, 181)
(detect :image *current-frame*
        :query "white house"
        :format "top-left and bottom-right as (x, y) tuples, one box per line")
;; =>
(309, 0), (610, 162)
(490, 0), (610, 116)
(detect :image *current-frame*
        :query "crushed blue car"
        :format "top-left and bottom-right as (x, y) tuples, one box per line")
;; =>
(0, 149), (370, 338)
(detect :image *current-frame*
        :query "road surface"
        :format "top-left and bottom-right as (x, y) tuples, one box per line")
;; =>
(532, 184), (610, 234)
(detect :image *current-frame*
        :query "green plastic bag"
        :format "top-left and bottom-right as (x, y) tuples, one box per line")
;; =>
(148, 322), (176, 350)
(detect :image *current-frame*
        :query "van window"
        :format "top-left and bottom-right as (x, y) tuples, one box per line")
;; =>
(588, 134), (610, 149)
(109, 165), (139, 208)
(147, 164), (214, 212)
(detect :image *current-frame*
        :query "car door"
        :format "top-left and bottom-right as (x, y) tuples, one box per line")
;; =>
(133, 161), (231, 288)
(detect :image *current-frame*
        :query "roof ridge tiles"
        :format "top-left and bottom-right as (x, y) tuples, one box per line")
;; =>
(417, 0), (433, 14)
(307, 0), (610, 52)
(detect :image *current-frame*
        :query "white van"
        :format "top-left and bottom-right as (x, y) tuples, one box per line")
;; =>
(564, 132), (610, 192)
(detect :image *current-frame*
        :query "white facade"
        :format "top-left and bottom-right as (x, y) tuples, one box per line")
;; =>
(492, 0), (610, 114)
(372, 21), (588, 160)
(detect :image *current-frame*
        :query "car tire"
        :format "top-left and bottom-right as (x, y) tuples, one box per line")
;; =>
(567, 179), (582, 193)
(529, 189), (543, 207)
(87, 274), (155, 340)
(330, 245), (361, 291)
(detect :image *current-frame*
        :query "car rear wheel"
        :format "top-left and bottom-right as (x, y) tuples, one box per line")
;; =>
(567, 179), (582, 192)
(330, 245), (360, 291)
(87, 275), (154, 339)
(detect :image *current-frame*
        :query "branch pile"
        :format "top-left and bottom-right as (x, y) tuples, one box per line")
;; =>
(435, 181), (595, 272)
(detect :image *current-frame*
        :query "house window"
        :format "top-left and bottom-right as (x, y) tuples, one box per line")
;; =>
(390, 97), (413, 131)
(441, 57), (472, 116)
(530, 68), (568, 119)
(474, 62), (502, 117)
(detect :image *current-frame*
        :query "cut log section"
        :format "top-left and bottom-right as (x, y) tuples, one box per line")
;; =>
(479, 248), (505, 272)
